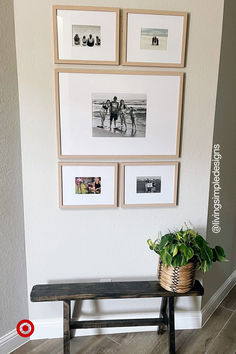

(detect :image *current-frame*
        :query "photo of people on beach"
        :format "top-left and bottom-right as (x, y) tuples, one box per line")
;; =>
(136, 176), (161, 194)
(75, 177), (101, 194)
(140, 28), (168, 50)
(72, 25), (101, 47)
(92, 93), (147, 138)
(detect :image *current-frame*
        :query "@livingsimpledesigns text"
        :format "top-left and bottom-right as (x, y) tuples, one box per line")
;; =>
(211, 144), (222, 233)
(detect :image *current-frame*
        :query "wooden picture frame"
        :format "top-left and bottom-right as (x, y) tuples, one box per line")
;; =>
(53, 5), (120, 65)
(55, 69), (184, 159)
(58, 162), (118, 208)
(122, 9), (188, 67)
(120, 162), (179, 207)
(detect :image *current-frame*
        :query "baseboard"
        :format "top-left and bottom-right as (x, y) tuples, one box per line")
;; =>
(0, 329), (28, 354)
(5, 273), (235, 343)
(202, 269), (236, 325)
(31, 311), (202, 340)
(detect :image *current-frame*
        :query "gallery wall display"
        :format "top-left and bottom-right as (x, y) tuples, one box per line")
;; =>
(53, 6), (186, 209)
(53, 6), (120, 65)
(122, 9), (187, 67)
(55, 69), (184, 159)
(59, 162), (118, 208)
(120, 162), (179, 207)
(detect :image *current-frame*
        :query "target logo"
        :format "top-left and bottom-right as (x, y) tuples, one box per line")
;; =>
(16, 320), (34, 337)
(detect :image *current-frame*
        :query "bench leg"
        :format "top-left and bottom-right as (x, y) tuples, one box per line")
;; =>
(64, 300), (71, 354)
(168, 297), (175, 354)
(158, 297), (168, 334)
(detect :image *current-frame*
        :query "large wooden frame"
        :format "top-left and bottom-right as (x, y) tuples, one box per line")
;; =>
(53, 5), (120, 65)
(55, 69), (184, 159)
(122, 9), (188, 67)
(58, 162), (118, 209)
(120, 161), (179, 208)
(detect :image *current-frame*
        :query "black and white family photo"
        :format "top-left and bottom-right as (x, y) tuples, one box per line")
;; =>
(72, 25), (101, 47)
(136, 177), (161, 193)
(92, 93), (147, 137)
(140, 28), (168, 50)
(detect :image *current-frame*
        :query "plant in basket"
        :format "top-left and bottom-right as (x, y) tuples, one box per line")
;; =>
(147, 226), (227, 293)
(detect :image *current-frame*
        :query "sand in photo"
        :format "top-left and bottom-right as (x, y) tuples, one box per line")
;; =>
(72, 25), (101, 47)
(75, 177), (101, 194)
(92, 93), (147, 138)
(140, 28), (168, 51)
(136, 176), (161, 193)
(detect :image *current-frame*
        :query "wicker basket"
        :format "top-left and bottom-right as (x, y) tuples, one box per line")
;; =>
(157, 259), (196, 293)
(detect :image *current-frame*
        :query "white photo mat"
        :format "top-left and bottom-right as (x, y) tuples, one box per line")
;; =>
(55, 69), (183, 158)
(121, 162), (178, 207)
(122, 9), (187, 67)
(53, 6), (119, 64)
(59, 163), (118, 208)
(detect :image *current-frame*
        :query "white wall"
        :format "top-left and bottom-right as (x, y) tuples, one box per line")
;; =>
(0, 0), (28, 350)
(14, 0), (224, 338)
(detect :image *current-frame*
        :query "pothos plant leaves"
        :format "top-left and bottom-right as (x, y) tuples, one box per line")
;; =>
(147, 227), (228, 272)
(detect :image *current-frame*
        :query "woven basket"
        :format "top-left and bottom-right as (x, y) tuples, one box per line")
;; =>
(157, 259), (196, 293)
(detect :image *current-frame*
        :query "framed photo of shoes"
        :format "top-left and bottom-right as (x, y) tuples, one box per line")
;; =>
(53, 6), (120, 65)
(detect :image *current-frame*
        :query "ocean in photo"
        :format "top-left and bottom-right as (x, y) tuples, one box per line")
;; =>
(92, 94), (147, 138)
(140, 28), (168, 51)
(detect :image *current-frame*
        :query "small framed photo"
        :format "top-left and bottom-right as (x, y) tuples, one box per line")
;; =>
(53, 6), (120, 65)
(120, 162), (179, 207)
(122, 9), (188, 67)
(59, 162), (118, 208)
(55, 69), (183, 159)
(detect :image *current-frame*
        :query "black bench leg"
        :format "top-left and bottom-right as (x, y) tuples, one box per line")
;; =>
(64, 300), (71, 354)
(158, 297), (168, 334)
(168, 297), (175, 354)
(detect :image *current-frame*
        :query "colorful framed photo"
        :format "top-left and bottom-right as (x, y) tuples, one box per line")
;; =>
(55, 69), (184, 159)
(120, 162), (179, 207)
(122, 9), (188, 67)
(53, 6), (120, 65)
(59, 162), (118, 208)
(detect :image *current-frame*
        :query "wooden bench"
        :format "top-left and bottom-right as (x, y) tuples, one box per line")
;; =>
(30, 280), (204, 354)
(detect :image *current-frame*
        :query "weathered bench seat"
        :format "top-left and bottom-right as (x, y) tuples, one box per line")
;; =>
(31, 280), (204, 354)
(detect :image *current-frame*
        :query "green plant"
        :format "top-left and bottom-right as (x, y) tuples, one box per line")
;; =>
(147, 227), (227, 272)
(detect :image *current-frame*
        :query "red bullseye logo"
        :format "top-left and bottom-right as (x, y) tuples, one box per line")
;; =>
(16, 320), (34, 337)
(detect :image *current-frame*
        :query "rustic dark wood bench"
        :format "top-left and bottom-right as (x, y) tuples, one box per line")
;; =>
(30, 280), (204, 354)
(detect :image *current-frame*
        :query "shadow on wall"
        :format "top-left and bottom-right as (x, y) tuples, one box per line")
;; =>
(47, 276), (200, 336)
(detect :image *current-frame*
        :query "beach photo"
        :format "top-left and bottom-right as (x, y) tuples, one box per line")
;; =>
(136, 176), (161, 194)
(72, 25), (101, 47)
(75, 177), (101, 194)
(92, 93), (147, 138)
(140, 28), (168, 51)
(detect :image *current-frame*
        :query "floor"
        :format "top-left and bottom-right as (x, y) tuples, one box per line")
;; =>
(12, 286), (236, 354)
